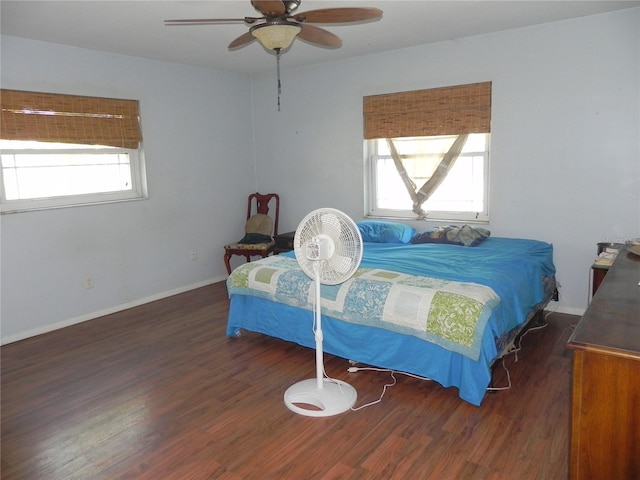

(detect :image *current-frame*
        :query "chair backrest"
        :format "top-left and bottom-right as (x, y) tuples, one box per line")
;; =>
(247, 193), (279, 237)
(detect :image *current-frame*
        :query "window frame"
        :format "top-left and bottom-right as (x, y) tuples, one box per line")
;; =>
(365, 134), (490, 223)
(0, 141), (147, 214)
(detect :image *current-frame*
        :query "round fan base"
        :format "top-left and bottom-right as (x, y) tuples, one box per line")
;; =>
(284, 378), (357, 417)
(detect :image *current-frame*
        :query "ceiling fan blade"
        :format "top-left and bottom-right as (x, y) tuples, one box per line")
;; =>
(165, 17), (261, 26)
(251, 0), (286, 16)
(297, 24), (342, 48)
(228, 31), (257, 50)
(294, 7), (382, 24)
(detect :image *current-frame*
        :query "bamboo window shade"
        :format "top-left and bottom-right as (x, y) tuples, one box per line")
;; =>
(363, 82), (491, 139)
(1, 89), (142, 149)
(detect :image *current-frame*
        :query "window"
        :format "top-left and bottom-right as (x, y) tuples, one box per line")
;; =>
(1, 89), (146, 213)
(1, 140), (145, 212)
(367, 134), (489, 221)
(363, 82), (491, 222)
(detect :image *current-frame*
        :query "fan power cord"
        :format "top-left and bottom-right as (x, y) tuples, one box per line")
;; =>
(488, 315), (550, 392)
(348, 365), (433, 382)
(350, 370), (397, 411)
(509, 318), (548, 363)
(346, 366), (433, 411)
(486, 357), (512, 392)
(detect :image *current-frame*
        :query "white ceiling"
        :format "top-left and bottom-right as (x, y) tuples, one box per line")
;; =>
(2, 1), (638, 74)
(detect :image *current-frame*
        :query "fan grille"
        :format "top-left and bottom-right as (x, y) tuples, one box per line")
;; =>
(294, 208), (363, 285)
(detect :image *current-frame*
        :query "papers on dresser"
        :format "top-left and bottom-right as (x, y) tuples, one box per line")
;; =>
(594, 248), (619, 267)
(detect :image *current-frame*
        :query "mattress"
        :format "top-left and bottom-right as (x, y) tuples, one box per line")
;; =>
(226, 237), (556, 405)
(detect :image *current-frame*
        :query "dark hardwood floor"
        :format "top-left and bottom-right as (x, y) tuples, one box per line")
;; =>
(1, 281), (576, 479)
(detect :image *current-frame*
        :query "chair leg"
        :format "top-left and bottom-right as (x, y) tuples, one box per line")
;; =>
(224, 253), (232, 275)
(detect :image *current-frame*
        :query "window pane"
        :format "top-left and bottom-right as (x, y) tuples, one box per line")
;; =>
(1, 140), (144, 210)
(368, 134), (489, 220)
(2, 166), (19, 199)
(394, 137), (457, 156)
(424, 156), (484, 211)
(375, 158), (413, 209)
(1, 153), (16, 168)
(402, 155), (442, 183)
(11, 152), (129, 168)
(3, 154), (131, 200)
(7, 162), (132, 199)
(462, 134), (486, 151)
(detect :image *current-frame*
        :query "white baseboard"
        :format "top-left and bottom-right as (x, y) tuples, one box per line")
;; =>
(1, 277), (227, 345)
(545, 304), (585, 317)
(1, 281), (584, 345)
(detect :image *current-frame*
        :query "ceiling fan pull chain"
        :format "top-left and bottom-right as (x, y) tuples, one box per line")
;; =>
(276, 48), (282, 111)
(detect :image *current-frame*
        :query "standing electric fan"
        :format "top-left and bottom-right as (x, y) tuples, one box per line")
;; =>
(284, 208), (363, 417)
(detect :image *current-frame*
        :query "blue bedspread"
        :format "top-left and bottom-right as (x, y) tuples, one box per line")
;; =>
(357, 238), (555, 339)
(226, 237), (555, 406)
(228, 256), (500, 360)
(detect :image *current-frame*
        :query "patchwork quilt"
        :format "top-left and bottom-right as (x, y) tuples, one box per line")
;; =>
(227, 256), (499, 360)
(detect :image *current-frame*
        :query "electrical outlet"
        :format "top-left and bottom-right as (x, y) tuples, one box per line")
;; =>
(85, 276), (94, 289)
(190, 250), (198, 262)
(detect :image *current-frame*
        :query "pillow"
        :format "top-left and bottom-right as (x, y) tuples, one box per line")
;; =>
(245, 213), (273, 236)
(357, 220), (417, 244)
(411, 225), (490, 247)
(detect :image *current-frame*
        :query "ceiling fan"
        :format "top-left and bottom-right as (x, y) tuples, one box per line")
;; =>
(165, 1), (383, 110)
(165, 1), (383, 52)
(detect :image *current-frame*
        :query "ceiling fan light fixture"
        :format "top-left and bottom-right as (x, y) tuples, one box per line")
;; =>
(250, 21), (302, 51)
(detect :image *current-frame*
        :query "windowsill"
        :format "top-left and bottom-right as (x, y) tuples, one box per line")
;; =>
(365, 214), (489, 225)
(1, 195), (149, 215)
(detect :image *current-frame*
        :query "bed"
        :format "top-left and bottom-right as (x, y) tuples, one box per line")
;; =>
(226, 225), (556, 406)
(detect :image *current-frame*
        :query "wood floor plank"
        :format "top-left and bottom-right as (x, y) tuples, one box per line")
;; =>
(1, 281), (574, 479)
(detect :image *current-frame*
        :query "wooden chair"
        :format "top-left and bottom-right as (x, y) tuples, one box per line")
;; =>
(224, 193), (280, 275)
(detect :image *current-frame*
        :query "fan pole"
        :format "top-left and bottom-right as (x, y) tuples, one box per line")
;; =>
(283, 262), (358, 417)
(314, 263), (324, 390)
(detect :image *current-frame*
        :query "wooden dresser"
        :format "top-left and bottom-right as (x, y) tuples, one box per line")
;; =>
(567, 246), (640, 480)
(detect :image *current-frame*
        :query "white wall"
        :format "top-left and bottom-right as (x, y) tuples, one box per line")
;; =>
(251, 8), (640, 315)
(2, 8), (638, 342)
(1, 36), (256, 342)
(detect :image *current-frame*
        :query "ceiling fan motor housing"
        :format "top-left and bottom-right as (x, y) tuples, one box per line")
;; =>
(282, 1), (301, 14)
